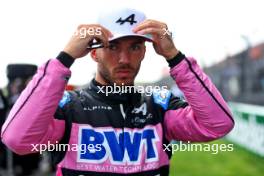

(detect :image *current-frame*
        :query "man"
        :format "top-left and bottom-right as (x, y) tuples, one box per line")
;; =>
(1, 8), (234, 176)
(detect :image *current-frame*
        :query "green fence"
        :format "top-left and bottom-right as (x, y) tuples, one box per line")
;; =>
(227, 102), (264, 156)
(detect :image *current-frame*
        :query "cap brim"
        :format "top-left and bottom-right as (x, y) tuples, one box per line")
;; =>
(109, 34), (153, 42)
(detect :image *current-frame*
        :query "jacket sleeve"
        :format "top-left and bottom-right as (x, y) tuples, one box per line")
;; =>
(1, 59), (71, 155)
(164, 57), (234, 142)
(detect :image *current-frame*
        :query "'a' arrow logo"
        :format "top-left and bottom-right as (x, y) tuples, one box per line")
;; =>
(116, 14), (137, 25)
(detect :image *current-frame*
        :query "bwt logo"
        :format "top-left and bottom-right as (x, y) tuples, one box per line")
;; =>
(77, 126), (160, 164)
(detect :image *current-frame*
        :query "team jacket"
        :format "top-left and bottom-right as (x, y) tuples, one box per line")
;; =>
(1, 53), (234, 176)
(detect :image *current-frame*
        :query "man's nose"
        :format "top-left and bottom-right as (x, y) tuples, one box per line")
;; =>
(118, 50), (130, 64)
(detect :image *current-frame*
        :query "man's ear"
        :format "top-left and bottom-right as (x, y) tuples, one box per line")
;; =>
(90, 49), (99, 62)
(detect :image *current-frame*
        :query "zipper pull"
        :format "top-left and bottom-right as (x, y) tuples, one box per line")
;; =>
(120, 104), (126, 119)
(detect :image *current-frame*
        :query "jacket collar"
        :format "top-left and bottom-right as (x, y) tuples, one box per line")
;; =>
(85, 79), (142, 105)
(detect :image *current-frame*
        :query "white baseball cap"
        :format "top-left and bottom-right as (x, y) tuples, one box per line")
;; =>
(97, 8), (153, 41)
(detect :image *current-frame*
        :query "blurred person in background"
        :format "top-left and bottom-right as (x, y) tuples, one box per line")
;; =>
(1, 8), (234, 176)
(0, 89), (8, 173)
(0, 64), (40, 176)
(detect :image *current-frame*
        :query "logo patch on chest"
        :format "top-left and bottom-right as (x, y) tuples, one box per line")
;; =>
(77, 126), (159, 164)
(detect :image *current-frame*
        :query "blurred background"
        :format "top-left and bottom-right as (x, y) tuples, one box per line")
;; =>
(0, 0), (263, 175)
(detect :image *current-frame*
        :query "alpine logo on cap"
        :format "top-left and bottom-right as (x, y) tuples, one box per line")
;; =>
(116, 14), (137, 25)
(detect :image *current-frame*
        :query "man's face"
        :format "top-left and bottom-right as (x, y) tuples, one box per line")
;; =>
(92, 37), (146, 85)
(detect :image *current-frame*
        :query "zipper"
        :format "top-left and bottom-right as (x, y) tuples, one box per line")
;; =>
(119, 104), (126, 119)
(120, 103), (126, 169)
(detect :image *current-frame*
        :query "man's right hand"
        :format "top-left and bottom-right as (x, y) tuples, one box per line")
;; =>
(63, 24), (112, 59)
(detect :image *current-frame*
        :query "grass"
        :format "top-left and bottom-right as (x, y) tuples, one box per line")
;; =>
(169, 140), (264, 176)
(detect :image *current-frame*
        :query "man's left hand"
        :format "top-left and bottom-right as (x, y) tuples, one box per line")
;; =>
(133, 19), (178, 60)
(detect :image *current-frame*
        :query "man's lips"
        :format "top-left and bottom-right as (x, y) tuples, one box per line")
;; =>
(115, 69), (133, 77)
